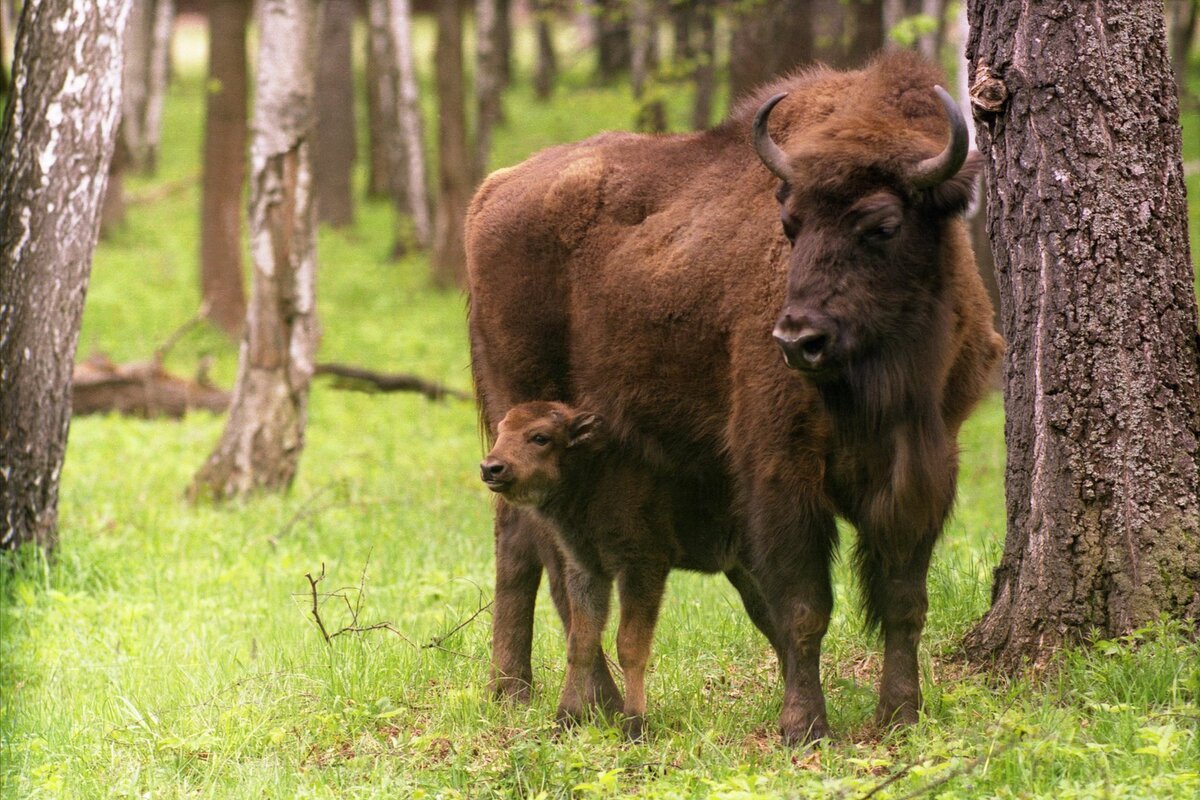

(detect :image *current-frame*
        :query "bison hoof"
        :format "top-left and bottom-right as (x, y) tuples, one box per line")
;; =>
(780, 716), (830, 746)
(490, 673), (533, 705)
(875, 700), (919, 730)
(621, 714), (646, 742)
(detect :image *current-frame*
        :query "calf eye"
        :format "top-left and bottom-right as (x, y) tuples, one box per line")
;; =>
(530, 433), (551, 446)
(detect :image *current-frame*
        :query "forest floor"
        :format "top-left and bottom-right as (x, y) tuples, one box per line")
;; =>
(2, 20), (1199, 800)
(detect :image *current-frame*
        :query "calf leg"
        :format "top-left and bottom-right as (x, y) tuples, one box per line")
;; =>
(615, 562), (670, 740)
(491, 503), (542, 702)
(859, 537), (935, 729)
(725, 564), (786, 669)
(556, 565), (614, 725)
(539, 533), (623, 715)
(746, 505), (838, 745)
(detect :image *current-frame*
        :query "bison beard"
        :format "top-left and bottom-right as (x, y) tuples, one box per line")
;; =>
(467, 50), (1002, 744)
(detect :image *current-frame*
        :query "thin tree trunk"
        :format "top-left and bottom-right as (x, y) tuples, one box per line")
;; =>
(200, 0), (249, 339)
(596, 0), (630, 83)
(496, 0), (512, 87)
(1170, 0), (1199, 100)
(848, 0), (886, 62)
(532, 0), (557, 101)
(0, 0), (129, 551)
(431, 0), (470, 289)
(691, 0), (716, 130)
(365, 0), (397, 199)
(964, 0), (1200, 668)
(313, 0), (355, 227)
(0, 0), (11, 98)
(630, 0), (652, 98)
(387, 0), (432, 249)
(729, 0), (813, 102)
(121, 0), (153, 170)
(190, 0), (321, 502)
(143, 0), (175, 175)
(474, 0), (502, 183)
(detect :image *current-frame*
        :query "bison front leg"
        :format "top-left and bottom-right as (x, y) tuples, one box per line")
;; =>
(615, 562), (670, 741)
(491, 503), (543, 702)
(556, 565), (616, 726)
(860, 537), (935, 730)
(747, 505), (838, 745)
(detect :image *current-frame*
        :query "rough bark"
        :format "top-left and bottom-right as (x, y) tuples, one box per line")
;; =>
(0, 0), (130, 551)
(474, 0), (502, 183)
(365, 0), (397, 199)
(964, 0), (1200, 668)
(532, 0), (557, 101)
(387, 0), (432, 249)
(190, 0), (321, 502)
(313, 0), (355, 227)
(200, 0), (249, 339)
(431, 0), (470, 289)
(728, 0), (813, 102)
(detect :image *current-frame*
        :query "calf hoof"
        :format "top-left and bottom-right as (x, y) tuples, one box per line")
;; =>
(490, 672), (533, 704)
(621, 714), (646, 742)
(780, 714), (830, 747)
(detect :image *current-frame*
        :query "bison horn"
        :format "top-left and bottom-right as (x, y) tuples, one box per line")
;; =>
(753, 93), (792, 182)
(907, 85), (969, 189)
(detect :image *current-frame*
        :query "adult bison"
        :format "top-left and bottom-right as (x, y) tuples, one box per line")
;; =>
(467, 51), (1002, 744)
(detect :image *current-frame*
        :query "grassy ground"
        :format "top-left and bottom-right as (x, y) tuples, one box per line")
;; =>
(3, 19), (1200, 800)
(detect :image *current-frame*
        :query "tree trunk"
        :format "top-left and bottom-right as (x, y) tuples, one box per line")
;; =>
(0, 0), (129, 551)
(121, 0), (153, 170)
(964, 0), (1200, 669)
(474, 0), (502, 184)
(313, 0), (356, 227)
(671, 0), (694, 64)
(630, 0), (652, 98)
(532, 0), (557, 101)
(0, 0), (11, 98)
(847, 0), (886, 63)
(1169, 0), (1199, 100)
(200, 0), (250, 339)
(365, 0), (397, 199)
(691, 0), (716, 130)
(143, 0), (175, 175)
(387, 0), (432, 249)
(431, 0), (470, 289)
(190, 0), (321, 502)
(729, 0), (813, 102)
(595, 0), (630, 83)
(496, 0), (512, 87)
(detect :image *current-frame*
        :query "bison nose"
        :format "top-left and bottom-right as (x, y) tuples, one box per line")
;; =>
(773, 311), (835, 371)
(480, 457), (509, 483)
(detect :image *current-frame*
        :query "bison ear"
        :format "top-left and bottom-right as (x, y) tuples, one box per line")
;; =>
(925, 150), (983, 215)
(566, 412), (605, 449)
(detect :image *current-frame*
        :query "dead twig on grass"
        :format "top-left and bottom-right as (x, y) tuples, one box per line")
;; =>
(314, 362), (470, 401)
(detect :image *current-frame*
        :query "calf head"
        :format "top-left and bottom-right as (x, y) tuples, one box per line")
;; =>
(754, 86), (980, 385)
(480, 401), (605, 507)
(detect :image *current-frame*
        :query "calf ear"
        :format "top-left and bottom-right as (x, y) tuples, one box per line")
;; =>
(567, 412), (605, 449)
(926, 150), (983, 214)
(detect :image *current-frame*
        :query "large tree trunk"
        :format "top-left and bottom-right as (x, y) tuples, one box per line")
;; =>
(313, 0), (355, 227)
(0, 0), (129, 551)
(431, 0), (470, 289)
(190, 0), (321, 502)
(964, 0), (1200, 668)
(532, 0), (557, 101)
(387, 0), (432, 249)
(474, 0), (502, 183)
(365, 0), (397, 199)
(200, 0), (249, 339)
(728, 0), (813, 102)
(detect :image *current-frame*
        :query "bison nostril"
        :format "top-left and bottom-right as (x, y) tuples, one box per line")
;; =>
(796, 330), (828, 363)
(480, 458), (508, 481)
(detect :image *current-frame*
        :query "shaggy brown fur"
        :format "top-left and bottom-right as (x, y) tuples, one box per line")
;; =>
(480, 401), (779, 740)
(467, 50), (1003, 744)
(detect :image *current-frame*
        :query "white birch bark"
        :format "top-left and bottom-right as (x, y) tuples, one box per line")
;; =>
(474, 0), (500, 182)
(387, 0), (431, 248)
(143, 0), (175, 173)
(0, 0), (130, 549)
(190, 0), (321, 501)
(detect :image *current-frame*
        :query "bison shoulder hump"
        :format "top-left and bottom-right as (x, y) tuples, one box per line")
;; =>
(543, 155), (607, 249)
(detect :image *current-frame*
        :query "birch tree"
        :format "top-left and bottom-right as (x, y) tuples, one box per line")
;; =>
(0, 0), (129, 550)
(190, 0), (321, 501)
(474, 0), (502, 183)
(313, 0), (355, 227)
(387, 0), (431, 249)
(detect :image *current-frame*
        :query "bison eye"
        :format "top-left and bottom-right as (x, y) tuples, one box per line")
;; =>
(530, 433), (551, 446)
(864, 221), (899, 243)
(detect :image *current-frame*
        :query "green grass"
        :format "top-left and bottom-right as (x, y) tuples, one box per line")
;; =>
(3, 19), (1200, 800)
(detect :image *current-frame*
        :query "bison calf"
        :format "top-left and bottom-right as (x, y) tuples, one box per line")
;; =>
(480, 401), (771, 740)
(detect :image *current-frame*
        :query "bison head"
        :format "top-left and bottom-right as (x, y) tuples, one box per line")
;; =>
(480, 401), (605, 507)
(754, 86), (978, 381)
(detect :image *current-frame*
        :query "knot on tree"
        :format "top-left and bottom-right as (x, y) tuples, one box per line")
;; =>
(969, 66), (1008, 119)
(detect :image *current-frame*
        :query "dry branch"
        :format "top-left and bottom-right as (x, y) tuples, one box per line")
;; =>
(72, 352), (230, 418)
(314, 362), (469, 401)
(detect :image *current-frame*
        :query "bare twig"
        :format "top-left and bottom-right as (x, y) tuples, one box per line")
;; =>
(305, 564), (333, 644)
(153, 302), (211, 365)
(314, 362), (470, 401)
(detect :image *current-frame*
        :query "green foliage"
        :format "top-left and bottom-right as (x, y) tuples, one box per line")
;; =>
(3, 17), (1200, 800)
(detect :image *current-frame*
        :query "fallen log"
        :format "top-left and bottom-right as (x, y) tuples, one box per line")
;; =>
(72, 353), (230, 419)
